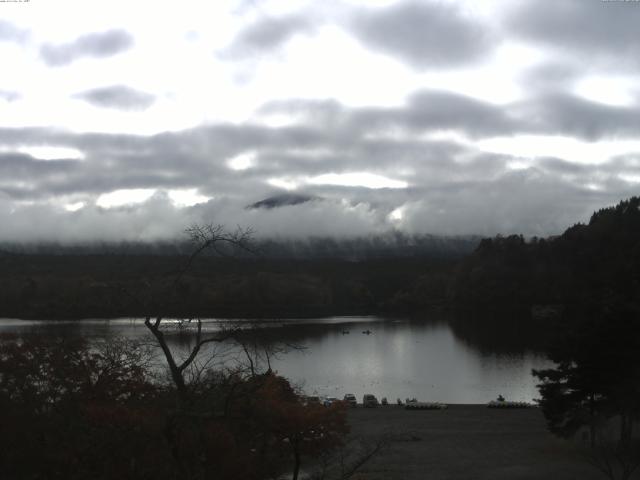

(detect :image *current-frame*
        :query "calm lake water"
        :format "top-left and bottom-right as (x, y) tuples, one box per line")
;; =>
(0, 315), (551, 404)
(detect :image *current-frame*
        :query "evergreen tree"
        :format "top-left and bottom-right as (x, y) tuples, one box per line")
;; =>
(533, 300), (640, 445)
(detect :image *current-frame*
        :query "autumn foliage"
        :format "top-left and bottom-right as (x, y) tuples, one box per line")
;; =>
(0, 334), (348, 479)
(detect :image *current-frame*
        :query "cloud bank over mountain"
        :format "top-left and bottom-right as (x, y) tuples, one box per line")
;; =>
(1, 1), (639, 242)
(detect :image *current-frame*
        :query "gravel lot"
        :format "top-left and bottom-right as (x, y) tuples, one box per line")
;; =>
(345, 405), (617, 480)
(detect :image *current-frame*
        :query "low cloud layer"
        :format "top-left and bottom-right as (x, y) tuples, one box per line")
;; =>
(0, 97), (636, 242)
(508, 0), (640, 70)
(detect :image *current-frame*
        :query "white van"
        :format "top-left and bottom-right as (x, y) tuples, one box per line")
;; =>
(362, 394), (379, 407)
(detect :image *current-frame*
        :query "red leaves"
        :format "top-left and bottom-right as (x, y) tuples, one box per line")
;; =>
(0, 337), (349, 479)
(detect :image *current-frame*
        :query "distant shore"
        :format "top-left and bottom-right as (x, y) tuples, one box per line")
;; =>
(346, 405), (603, 480)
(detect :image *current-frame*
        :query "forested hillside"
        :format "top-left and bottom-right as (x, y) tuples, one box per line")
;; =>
(3, 198), (639, 322)
(450, 197), (640, 313)
(0, 254), (454, 319)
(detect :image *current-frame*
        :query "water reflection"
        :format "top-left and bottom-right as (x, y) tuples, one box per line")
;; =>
(0, 316), (550, 404)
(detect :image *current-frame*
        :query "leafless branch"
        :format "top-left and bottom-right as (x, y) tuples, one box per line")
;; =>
(178, 223), (254, 279)
(177, 319), (238, 373)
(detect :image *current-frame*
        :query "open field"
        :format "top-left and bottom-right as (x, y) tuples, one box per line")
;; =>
(346, 405), (616, 480)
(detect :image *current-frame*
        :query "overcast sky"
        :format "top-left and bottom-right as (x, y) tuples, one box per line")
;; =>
(1, 0), (640, 242)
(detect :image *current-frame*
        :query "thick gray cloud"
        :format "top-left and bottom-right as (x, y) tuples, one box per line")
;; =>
(40, 29), (134, 66)
(0, 107), (636, 242)
(223, 1), (496, 68)
(223, 13), (315, 58)
(265, 88), (640, 142)
(0, 20), (28, 43)
(513, 93), (640, 141)
(0, 155), (628, 243)
(1, 88), (638, 190)
(350, 1), (494, 68)
(1, 77), (640, 242)
(508, 0), (640, 69)
(518, 61), (582, 94)
(399, 170), (623, 237)
(356, 90), (518, 138)
(73, 85), (156, 110)
(261, 90), (518, 139)
(536, 157), (590, 176)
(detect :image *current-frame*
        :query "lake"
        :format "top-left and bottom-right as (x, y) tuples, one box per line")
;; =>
(0, 315), (551, 404)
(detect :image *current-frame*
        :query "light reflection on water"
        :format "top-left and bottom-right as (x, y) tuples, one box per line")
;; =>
(0, 316), (551, 404)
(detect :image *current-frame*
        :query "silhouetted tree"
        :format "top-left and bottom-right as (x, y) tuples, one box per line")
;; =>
(533, 300), (640, 479)
(136, 223), (355, 479)
(137, 224), (254, 406)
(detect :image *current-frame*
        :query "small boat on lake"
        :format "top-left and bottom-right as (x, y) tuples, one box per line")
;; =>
(487, 400), (533, 409)
(405, 401), (448, 410)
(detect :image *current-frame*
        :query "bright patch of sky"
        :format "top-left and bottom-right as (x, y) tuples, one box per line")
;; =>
(479, 136), (640, 165)
(0, 1), (541, 132)
(168, 189), (211, 207)
(267, 177), (299, 191)
(227, 152), (255, 170)
(574, 76), (637, 107)
(16, 146), (85, 160)
(96, 189), (156, 208)
(389, 206), (404, 221)
(307, 172), (408, 189)
(64, 201), (85, 212)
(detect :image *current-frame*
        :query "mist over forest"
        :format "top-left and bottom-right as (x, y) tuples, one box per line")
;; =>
(2, 197), (638, 332)
(0, 230), (480, 259)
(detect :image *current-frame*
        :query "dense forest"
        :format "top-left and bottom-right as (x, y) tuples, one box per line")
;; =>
(0, 232), (479, 260)
(1, 197), (639, 326)
(451, 196), (640, 313)
(0, 232), (476, 320)
(0, 252), (456, 320)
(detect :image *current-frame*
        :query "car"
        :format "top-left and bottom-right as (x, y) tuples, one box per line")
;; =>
(362, 394), (379, 408)
(323, 396), (338, 407)
(306, 395), (321, 405)
(343, 393), (357, 407)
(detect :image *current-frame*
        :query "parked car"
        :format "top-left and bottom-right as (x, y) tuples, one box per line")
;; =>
(363, 394), (379, 408)
(306, 395), (321, 405)
(343, 393), (357, 407)
(323, 396), (338, 407)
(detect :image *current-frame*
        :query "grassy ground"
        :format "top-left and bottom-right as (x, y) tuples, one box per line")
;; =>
(345, 405), (617, 480)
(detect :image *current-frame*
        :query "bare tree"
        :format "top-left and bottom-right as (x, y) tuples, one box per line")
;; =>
(142, 223), (254, 408)
(121, 223), (368, 479)
(234, 327), (306, 378)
